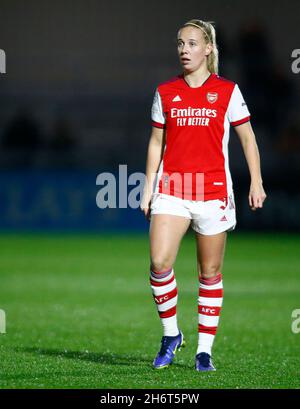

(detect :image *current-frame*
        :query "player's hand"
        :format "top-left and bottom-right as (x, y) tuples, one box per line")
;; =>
(140, 191), (152, 221)
(142, 206), (151, 221)
(248, 182), (267, 211)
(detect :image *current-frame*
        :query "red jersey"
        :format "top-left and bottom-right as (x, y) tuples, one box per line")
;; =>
(151, 72), (251, 201)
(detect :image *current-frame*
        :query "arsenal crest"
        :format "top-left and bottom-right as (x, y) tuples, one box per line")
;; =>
(207, 92), (218, 104)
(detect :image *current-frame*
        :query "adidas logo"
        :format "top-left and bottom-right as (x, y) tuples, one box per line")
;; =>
(220, 215), (227, 222)
(172, 95), (182, 102)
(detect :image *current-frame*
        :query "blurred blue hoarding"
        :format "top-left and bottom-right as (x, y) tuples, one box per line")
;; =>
(0, 170), (147, 231)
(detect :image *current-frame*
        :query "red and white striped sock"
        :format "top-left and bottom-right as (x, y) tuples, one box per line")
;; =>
(150, 267), (179, 336)
(197, 272), (223, 355)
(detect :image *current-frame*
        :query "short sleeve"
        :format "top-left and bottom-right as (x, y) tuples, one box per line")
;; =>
(151, 88), (166, 129)
(227, 84), (251, 127)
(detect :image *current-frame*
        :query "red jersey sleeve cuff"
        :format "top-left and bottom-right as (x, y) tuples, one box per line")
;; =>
(152, 120), (165, 129)
(230, 115), (251, 127)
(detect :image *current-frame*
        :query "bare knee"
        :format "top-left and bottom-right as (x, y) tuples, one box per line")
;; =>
(150, 257), (173, 273)
(199, 263), (221, 279)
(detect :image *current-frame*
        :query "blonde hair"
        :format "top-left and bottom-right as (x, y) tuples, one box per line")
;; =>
(179, 19), (219, 74)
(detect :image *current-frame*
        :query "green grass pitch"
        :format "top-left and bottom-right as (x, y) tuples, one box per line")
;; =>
(0, 232), (300, 389)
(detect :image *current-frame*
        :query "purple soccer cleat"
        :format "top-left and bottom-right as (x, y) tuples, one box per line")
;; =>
(153, 331), (186, 369)
(195, 352), (216, 371)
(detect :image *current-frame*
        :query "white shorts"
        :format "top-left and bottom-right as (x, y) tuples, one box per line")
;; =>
(150, 192), (237, 235)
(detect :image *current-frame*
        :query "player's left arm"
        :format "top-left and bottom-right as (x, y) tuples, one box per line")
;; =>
(234, 121), (267, 211)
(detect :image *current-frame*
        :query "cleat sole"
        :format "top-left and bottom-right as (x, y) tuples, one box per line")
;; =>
(153, 364), (169, 370)
(195, 367), (216, 372)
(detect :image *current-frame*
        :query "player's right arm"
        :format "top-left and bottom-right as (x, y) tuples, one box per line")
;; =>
(140, 126), (165, 220)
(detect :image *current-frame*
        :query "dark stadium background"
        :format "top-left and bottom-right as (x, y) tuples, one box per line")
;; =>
(0, 0), (299, 232)
(0, 0), (300, 391)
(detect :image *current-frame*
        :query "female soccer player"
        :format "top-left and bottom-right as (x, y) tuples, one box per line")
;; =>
(141, 19), (267, 371)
